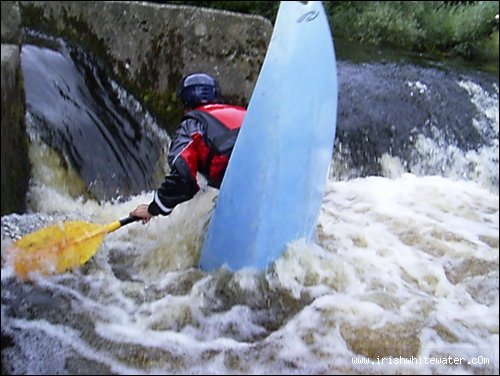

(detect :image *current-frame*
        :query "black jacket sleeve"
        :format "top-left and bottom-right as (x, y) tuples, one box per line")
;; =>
(148, 116), (205, 216)
(148, 170), (199, 216)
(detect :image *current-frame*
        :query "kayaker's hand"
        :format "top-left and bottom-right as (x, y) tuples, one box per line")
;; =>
(129, 204), (153, 224)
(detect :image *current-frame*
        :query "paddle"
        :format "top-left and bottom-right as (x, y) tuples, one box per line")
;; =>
(7, 216), (140, 280)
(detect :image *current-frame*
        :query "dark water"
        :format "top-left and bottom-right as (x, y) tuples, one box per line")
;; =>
(334, 59), (498, 184)
(20, 31), (168, 201)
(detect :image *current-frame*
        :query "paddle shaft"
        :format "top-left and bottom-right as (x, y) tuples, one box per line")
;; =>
(119, 216), (142, 226)
(105, 216), (142, 233)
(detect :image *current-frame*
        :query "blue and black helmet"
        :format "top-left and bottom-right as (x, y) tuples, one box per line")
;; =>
(178, 73), (221, 108)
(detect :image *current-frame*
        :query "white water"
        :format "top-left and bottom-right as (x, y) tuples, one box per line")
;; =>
(2, 167), (498, 374)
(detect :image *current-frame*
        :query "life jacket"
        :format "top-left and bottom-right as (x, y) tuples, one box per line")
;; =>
(182, 104), (246, 187)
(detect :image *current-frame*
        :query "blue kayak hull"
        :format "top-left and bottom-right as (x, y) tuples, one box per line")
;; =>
(200, 1), (338, 271)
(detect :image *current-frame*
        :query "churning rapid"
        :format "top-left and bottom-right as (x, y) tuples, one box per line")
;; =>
(1, 32), (498, 375)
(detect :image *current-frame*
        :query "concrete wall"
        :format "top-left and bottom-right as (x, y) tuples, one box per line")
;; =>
(1, 1), (30, 216)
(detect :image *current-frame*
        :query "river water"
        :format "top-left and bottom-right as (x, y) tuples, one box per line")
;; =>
(1, 31), (498, 375)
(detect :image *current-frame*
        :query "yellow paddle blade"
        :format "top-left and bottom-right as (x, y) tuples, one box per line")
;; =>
(8, 220), (121, 279)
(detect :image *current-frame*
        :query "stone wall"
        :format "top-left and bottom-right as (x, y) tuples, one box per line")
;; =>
(1, 1), (30, 216)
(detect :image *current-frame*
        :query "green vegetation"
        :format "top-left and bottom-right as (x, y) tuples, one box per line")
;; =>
(166, 1), (499, 68)
(327, 1), (498, 63)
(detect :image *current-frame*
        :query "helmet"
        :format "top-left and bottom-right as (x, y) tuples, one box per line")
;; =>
(178, 73), (221, 107)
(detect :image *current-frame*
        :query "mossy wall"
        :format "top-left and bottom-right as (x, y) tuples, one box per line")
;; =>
(1, 1), (30, 216)
(19, 1), (273, 133)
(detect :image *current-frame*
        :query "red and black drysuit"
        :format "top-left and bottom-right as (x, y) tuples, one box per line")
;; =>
(148, 104), (246, 216)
